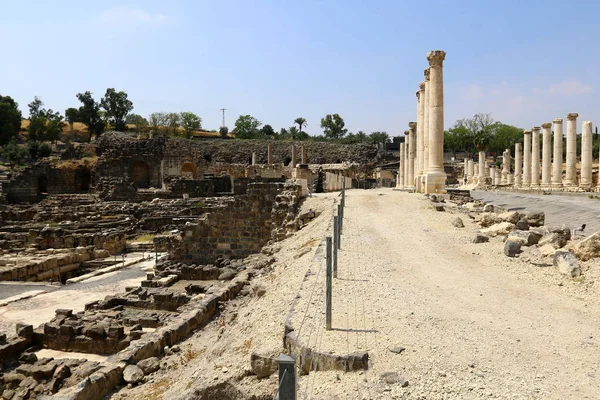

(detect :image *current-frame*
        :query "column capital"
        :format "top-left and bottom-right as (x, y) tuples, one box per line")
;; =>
(541, 122), (552, 129)
(424, 68), (430, 81)
(418, 81), (425, 91)
(523, 129), (532, 135)
(553, 118), (563, 124)
(426, 50), (446, 66)
(566, 113), (579, 121)
(408, 122), (417, 130)
(415, 90), (420, 100)
(404, 130), (410, 136)
(532, 126), (541, 132)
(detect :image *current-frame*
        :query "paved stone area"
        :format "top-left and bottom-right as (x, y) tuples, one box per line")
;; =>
(471, 190), (600, 234)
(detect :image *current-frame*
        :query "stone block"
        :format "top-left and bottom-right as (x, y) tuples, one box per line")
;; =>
(504, 239), (521, 257)
(553, 251), (581, 277)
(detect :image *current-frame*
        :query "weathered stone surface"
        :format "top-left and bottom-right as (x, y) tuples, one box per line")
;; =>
(477, 212), (498, 228)
(250, 353), (279, 378)
(538, 232), (567, 249)
(569, 230), (600, 261)
(504, 239), (522, 257)
(433, 203), (445, 212)
(525, 212), (545, 227)
(539, 244), (558, 257)
(137, 357), (160, 375)
(553, 251), (581, 277)
(53, 364), (71, 380)
(497, 211), (522, 224)
(389, 346), (406, 354)
(508, 230), (542, 247)
(123, 365), (144, 384)
(472, 234), (489, 244)
(380, 371), (409, 387)
(482, 204), (494, 212)
(218, 268), (236, 281)
(515, 219), (530, 231)
(452, 217), (464, 228)
(480, 222), (515, 237)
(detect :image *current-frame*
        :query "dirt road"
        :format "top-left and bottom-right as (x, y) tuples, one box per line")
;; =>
(302, 189), (599, 399)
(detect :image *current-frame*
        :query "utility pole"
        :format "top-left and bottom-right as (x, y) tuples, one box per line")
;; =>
(220, 108), (227, 127)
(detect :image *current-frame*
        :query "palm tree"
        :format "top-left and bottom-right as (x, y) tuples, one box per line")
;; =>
(294, 117), (307, 135)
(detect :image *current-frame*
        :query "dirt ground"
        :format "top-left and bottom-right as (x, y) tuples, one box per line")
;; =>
(109, 189), (600, 400)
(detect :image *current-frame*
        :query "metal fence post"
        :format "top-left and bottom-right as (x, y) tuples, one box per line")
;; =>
(333, 216), (338, 278)
(276, 354), (296, 400)
(325, 236), (332, 330)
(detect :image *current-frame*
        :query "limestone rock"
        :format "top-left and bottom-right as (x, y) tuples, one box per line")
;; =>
(123, 365), (144, 384)
(137, 357), (160, 375)
(218, 268), (236, 281)
(525, 212), (545, 227)
(569, 230), (600, 261)
(480, 222), (515, 237)
(477, 212), (498, 228)
(251, 283), (267, 298)
(433, 203), (445, 212)
(452, 217), (464, 228)
(389, 346), (406, 354)
(504, 239), (522, 257)
(508, 230), (542, 247)
(472, 234), (489, 244)
(539, 244), (558, 257)
(380, 371), (409, 387)
(553, 251), (581, 277)
(497, 211), (522, 224)
(250, 353), (278, 378)
(538, 232), (567, 249)
(483, 204), (494, 212)
(53, 364), (71, 380)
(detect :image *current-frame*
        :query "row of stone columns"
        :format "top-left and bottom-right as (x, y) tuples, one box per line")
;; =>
(398, 50), (447, 193)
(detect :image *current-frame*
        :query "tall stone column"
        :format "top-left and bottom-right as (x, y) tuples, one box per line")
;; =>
(267, 143), (273, 164)
(397, 143), (405, 189)
(490, 166), (496, 185)
(467, 160), (474, 183)
(422, 68), (431, 191)
(522, 130), (532, 187)
(564, 113), (578, 186)
(416, 82), (425, 189)
(551, 118), (563, 188)
(463, 158), (468, 180)
(425, 50), (447, 193)
(495, 168), (502, 185)
(478, 151), (486, 185)
(408, 122), (416, 189)
(531, 126), (541, 187)
(404, 134), (410, 187)
(291, 144), (297, 168)
(301, 146), (307, 164)
(502, 149), (511, 184)
(251, 152), (256, 165)
(580, 120), (593, 189)
(514, 143), (522, 187)
(539, 123), (551, 187)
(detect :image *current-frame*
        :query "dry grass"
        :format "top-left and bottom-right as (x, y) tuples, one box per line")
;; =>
(55, 157), (98, 169)
(300, 238), (318, 249)
(142, 378), (172, 400)
(242, 338), (253, 355)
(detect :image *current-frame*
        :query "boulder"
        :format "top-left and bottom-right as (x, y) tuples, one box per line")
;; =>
(538, 233), (567, 249)
(433, 203), (445, 212)
(504, 239), (522, 257)
(218, 268), (236, 281)
(525, 212), (545, 227)
(123, 365), (144, 384)
(515, 219), (530, 231)
(497, 211), (522, 224)
(53, 364), (71, 380)
(250, 353), (278, 378)
(472, 234), (489, 244)
(452, 217), (464, 228)
(538, 244), (558, 257)
(553, 251), (581, 277)
(569, 230), (600, 261)
(137, 357), (160, 375)
(477, 212), (498, 228)
(483, 204), (494, 212)
(480, 222), (515, 237)
(380, 371), (409, 387)
(82, 323), (107, 339)
(508, 230), (542, 247)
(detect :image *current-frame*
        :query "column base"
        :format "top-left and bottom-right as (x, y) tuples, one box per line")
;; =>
(540, 183), (552, 189)
(579, 183), (592, 189)
(424, 170), (446, 194)
(551, 182), (563, 188)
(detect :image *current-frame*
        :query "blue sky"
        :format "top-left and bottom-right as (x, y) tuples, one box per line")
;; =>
(1, 0), (599, 136)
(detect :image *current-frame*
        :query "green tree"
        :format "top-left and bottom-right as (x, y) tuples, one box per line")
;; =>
(27, 97), (64, 142)
(457, 113), (496, 151)
(260, 124), (275, 137)
(234, 115), (262, 139)
(0, 95), (22, 145)
(294, 117), (307, 134)
(444, 125), (472, 157)
(219, 126), (229, 138)
(288, 126), (299, 140)
(2, 138), (26, 167)
(149, 112), (167, 134)
(65, 107), (79, 134)
(126, 113), (149, 133)
(369, 131), (390, 146)
(180, 112), (202, 138)
(487, 123), (523, 156)
(320, 113), (347, 139)
(100, 88), (133, 131)
(76, 91), (104, 140)
(165, 113), (181, 136)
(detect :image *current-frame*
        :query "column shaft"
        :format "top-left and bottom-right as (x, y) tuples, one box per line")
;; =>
(423, 69), (430, 186)
(425, 50), (446, 193)
(417, 83), (425, 187)
(531, 127), (541, 186)
(551, 119), (563, 187)
(565, 113), (579, 186)
(514, 143), (522, 187)
(408, 122), (416, 188)
(291, 144), (297, 168)
(478, 151), (486, 184)
(580, 120), (593, 188)
(522, 130), (532, 187)
(398, 143), (405, 188)
(541, 123), (552, 187)
(267, 143), (273, 164)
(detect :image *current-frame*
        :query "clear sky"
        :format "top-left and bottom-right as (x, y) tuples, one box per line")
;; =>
(1, 0), (599, 136)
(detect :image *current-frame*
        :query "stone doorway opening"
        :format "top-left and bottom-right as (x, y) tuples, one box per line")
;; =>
(129, 161), (150, 188)
(37, 175), (48, 194)
(181, 162), (198, 179)
(75, 168), (91, 191)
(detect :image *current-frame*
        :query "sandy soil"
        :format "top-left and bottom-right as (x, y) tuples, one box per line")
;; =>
(112, 189), (599, 400)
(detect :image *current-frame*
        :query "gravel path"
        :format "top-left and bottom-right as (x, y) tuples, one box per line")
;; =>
(300, 189), (599, 399)
(471, 190), (600, 233)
